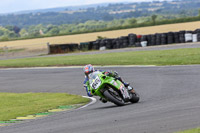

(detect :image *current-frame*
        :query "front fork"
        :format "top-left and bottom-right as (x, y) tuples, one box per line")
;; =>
(119, 84), (131, 102)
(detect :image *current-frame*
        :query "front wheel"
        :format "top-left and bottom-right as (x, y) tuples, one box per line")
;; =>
(129, 92), (140, 103)
(103, 89), (125, 106)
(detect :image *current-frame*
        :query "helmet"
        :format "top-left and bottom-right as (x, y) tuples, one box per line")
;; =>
(84, 64), (94, 76)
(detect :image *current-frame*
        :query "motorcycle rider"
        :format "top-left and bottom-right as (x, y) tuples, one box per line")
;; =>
(83, 64), (135, 102)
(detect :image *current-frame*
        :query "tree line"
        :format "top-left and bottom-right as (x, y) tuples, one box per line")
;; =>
(1, 14), (200, 42)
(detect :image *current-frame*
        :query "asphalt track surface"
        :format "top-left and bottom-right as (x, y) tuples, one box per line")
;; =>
(0, 65), (200, 133)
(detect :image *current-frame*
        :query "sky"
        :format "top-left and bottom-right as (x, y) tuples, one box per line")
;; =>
(0, 0), (161, 14)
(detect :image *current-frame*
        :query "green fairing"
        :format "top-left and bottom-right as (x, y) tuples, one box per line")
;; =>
(88, 71), (123, 98)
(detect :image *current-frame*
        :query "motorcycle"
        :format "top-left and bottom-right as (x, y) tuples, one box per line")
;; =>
(88, 71), (139, 106)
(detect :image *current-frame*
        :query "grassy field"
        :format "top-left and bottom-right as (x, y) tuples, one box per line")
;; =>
(0, 48), (200, 67)
(0, 21), (200, 51)
(0, 93), (89, 121)
(175, 128), (200, 133)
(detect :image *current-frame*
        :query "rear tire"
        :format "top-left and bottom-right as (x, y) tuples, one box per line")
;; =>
(103, 89), (125, 106)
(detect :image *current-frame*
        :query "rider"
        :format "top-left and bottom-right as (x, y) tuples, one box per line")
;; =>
(83, 64), (135, 101)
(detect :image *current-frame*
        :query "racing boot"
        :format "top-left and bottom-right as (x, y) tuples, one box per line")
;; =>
(124, 82), (130, 87)
(127, 86), (136, 94)
(100, 98), (107, 103)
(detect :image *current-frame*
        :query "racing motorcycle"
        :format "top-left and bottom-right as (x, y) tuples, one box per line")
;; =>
(88, 71), (139, 106)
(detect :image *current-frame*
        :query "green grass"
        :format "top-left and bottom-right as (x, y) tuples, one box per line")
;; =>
(175, 128), (200, 133)
(0, 93), (90, 121)
(0, 48), (200, 67)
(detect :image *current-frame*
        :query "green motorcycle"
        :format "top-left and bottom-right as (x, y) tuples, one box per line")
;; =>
(88, 71), (140, 106)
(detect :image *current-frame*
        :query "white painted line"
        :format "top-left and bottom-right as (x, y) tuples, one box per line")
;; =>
(78, 96), (97, 109)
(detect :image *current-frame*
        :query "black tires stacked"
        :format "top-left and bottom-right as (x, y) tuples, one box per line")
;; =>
(150, 34), (156, 46)
(167, 32), (174, 44)
(161, 33), (167, 45)
(174, 32), (180, 43)
(179, 30), (186, 43)
(128, 34), (137, 46)
(79, 28), (200, 52)
(155, 33), (161, 45)
(195, 29), (200, 42)
(120, 36), (129, 48)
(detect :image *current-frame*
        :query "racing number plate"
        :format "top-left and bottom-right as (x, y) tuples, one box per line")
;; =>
(91, 76), (101, 90)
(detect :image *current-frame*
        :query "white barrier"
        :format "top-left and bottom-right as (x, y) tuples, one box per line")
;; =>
(141, 41), (147, 47)
(185, 33), (192, 42)
(192, 34), (197, 42)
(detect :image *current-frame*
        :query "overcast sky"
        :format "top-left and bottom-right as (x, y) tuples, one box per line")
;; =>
(0, 0), (165, 14)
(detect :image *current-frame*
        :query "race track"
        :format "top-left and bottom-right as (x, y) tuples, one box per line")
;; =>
(0, 65), (200, 133)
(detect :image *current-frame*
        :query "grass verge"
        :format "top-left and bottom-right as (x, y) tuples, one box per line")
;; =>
(0, 93), (90, 121)
(0, 48), (200, 67)
(175, 128), (200, 133)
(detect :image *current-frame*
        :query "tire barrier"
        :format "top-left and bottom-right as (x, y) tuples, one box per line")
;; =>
(49, 28), (200, 54)
(161, 33), (167, 45)
(128, 34), (137, 46)
(80, 42), (89, 51)
(49, 43), (79, 54)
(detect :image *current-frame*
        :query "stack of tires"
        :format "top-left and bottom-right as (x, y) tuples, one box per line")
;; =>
(116, 38), (122, 48)
(120, 36), (129, 48)
(146, 35), (152, 46)
(161, 33), (167, 45)
(150, 34), (156, 46)
(92, 40), (100, 50)
(196, 29), (200, 42)
(167, 32), (174, 44)
(78, 28), (200, 52)
(112, 39), (117, 49)
(174, 32), (180, 43)
(179, 30), (185, 43)
(105, 39), (114, 49)
(155, 33), (161, 45)
(128, 34), (137, 46)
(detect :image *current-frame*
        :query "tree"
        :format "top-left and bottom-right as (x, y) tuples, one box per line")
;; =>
(19, 29), (28, 37)
(127, 18), (137, 25)
(199, 9), (200, 17)
(13, 26), (21, 34)
(48, 27), (59, 35)
(151, 14), (157, 25)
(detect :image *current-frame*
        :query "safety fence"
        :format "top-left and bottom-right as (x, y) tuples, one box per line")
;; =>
(79, 29), (200, 51)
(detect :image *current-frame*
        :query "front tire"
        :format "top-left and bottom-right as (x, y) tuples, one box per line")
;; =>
(129, 92), (140, 103)
(103, 89), (125, 106)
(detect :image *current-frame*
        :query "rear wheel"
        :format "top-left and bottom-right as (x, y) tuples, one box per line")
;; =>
(103, 89), (125, 106)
